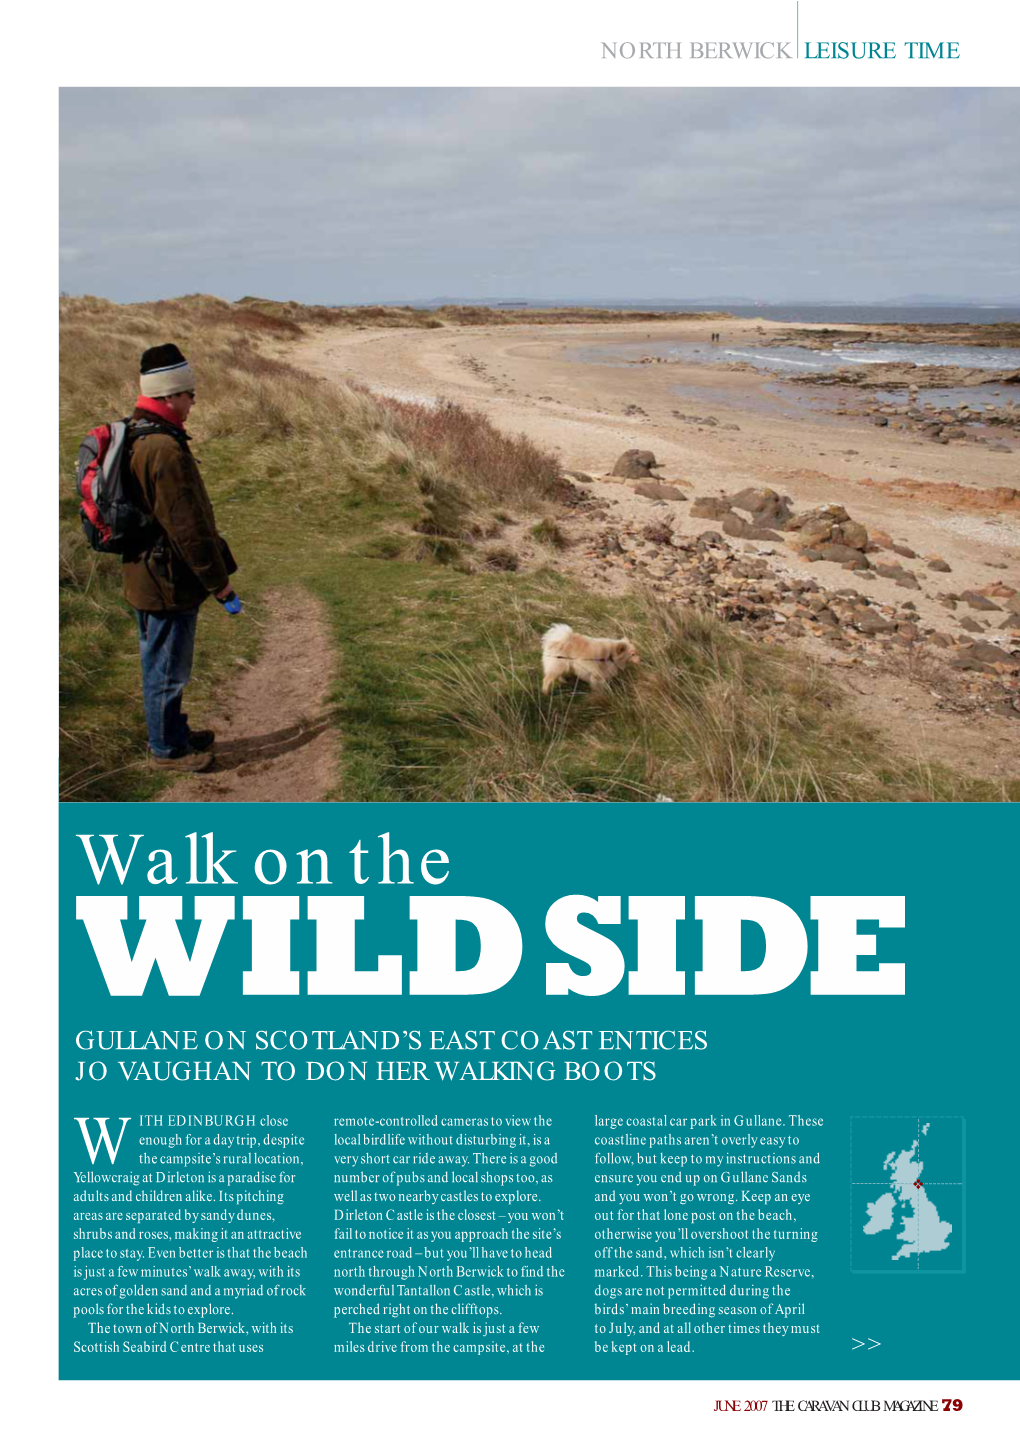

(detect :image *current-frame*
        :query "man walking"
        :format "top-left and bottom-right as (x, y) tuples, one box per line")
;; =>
(123, 343), (239, 772)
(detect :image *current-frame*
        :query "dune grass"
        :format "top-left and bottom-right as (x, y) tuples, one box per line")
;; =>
(59, 294), (1016, 803)
(233, 296), (725, 328)
(320, 573), (1017, 803)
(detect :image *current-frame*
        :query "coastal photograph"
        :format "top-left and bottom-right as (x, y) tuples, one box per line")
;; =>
(59, 88), (1019, 802)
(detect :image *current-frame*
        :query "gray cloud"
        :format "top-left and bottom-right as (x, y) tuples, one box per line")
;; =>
(59, 88), (1020, 303)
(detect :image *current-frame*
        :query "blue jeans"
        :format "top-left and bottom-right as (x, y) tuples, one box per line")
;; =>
(135, 608), (200, 757)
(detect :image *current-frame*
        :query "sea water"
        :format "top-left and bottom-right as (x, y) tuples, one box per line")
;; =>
(570, 338), (1020, 376)
(874, 385), (1017, 411)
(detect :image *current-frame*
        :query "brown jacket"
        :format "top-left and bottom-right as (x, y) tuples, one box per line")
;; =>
(122, 407), (235, 612)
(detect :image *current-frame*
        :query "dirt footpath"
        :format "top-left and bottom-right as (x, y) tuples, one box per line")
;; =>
(161, 588), (338, 803)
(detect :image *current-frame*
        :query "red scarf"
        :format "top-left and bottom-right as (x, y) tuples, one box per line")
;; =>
(135, 395), (185, 428)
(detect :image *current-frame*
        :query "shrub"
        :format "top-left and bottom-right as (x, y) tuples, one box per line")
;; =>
(532, 518), (568, 549)
(484, 546), (520, 572)
(379, 398), (561, 510)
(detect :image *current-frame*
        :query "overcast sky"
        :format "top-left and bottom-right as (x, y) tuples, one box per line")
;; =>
(59, 88), (1020, 304)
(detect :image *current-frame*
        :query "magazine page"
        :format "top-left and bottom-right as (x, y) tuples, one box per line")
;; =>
(17, 2), (1020, 1437)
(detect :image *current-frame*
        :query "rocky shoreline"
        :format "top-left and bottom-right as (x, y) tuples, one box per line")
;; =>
(788, 362), (1020, 391)
(831, 387), (1019, 452)
(499, 457), (1020, 723)
(761, 322), (1020, 351)
(626, 358), (1019, 452)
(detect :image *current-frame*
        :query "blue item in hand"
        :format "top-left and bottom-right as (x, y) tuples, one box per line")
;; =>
(218, 590), (243, 615)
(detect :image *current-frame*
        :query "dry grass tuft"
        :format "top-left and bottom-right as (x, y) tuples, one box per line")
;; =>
(532, 518), (569, 550)
(378, 397), (562, 512)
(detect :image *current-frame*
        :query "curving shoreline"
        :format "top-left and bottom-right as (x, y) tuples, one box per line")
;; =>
(286, 314), (1018, 778)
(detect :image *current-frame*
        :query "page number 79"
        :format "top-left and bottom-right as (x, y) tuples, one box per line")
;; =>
(942, 1400), (964, 1412)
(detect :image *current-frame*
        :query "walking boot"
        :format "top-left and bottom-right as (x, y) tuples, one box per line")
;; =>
(149, 747), (215, 773)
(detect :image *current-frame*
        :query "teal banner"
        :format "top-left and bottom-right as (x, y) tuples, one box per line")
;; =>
(60, 803), (1016, 1380)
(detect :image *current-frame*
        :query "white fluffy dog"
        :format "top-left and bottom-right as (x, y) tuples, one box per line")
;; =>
(541, 623), (641, 694)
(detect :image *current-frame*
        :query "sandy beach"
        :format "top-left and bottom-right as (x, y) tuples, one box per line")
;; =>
(287, 316), (1019, 780)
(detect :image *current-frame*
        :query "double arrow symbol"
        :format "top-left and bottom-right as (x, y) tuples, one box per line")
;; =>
(852, 1338), (881, 1350)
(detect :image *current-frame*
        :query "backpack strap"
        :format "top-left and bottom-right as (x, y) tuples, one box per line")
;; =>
(124, 416), (191, 452)
(119, 417), (190, 562)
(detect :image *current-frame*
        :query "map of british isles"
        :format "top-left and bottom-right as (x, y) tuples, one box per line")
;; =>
(863, 1122), (952, 1261)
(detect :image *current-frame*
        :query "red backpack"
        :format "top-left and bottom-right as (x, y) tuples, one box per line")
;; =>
(75, 418), (166, 557)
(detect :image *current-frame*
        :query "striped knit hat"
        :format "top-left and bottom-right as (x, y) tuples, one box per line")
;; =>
(139, 343), (196, 399)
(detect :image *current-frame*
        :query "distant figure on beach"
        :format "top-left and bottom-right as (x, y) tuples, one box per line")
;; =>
(121, 344), (241, 772)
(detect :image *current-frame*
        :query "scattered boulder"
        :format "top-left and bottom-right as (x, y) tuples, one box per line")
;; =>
(927, 557), (952, 573)
(950, 641), (1018, 674)
(722, 515), (750, 538)
(726, 487), (794, 528)
(690, 487), (792, 539)
(695, 531), (730, 552)
(872, 562), (921, 590)
(691, 496), (733, 521)
(855, 614), (895, 635)
(722, 514), (784, 542)
(634, 480), (685, 501)
(838, 519), (869, 550)
(961, 590), (1003, 612)
(612, 449), (662, 480)
(816, 543), (870, 567)
(786, 504), (869, 555)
